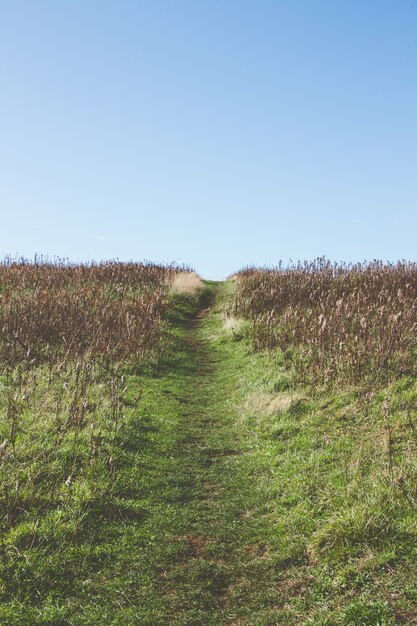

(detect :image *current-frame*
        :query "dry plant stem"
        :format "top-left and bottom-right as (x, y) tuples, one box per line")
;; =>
(383, 395), (394, 484)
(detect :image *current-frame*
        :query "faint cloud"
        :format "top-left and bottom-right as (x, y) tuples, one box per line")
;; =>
(92, 233), (108, 241)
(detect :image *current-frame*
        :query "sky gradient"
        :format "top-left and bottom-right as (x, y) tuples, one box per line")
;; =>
(1, 0), (416, 278)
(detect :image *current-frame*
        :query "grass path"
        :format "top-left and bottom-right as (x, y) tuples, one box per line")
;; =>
(126, 281), (282, 625)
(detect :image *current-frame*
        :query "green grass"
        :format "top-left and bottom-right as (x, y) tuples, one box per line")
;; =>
(0, 280), (416, 624)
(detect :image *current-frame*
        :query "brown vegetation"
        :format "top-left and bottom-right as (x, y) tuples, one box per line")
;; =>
(0, 257), (189, 369)
(231, 258), (417, 387)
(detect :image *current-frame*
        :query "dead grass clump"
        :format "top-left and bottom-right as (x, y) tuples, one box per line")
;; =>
(223, 316), (243, 334)
(244, 391), (300, 418)
(170, 272), (203, 295)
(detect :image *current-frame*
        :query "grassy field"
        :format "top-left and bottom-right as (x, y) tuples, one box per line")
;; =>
(0, 273), (416, 624)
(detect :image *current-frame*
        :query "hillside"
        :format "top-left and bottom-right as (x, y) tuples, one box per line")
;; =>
(0, 267), (416, 624)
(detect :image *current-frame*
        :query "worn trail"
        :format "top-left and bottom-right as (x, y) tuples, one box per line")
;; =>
(131, 282), (279, 625)
(159, 287), (248, 622)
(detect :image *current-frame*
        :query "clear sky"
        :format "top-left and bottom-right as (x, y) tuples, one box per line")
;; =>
(1, 1), (416, 279)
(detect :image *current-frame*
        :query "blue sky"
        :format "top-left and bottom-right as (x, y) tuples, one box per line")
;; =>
(1, 0), (416, 279)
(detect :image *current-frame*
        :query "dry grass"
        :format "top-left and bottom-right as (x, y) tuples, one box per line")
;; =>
(170, 271), (203, 295)
(223, 316), (243, 334)
(232, 259), (417, 387)
(244, 391), (300, 418)
(0, 259), (179, 368)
